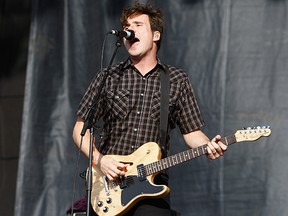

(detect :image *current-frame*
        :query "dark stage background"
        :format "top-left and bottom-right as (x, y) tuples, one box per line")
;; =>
(1, 0), (288, 216)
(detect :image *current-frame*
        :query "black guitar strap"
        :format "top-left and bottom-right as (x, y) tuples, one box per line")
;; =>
(160, 64), (170, 158)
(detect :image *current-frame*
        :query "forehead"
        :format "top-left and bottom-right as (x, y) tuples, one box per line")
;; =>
(127, 14), (150, 24)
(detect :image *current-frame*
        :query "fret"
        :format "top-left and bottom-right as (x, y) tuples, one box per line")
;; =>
(222, 135), (236, 146)
(149, 163), (154, 173)
(191, 149), (194, 158)
(187, 151), (191, 160)
(187, 150), (192, 159)
(151, 163), (155, 172)
(154, 163), (157, 172)
(172, 155), (178, 165)
(180, 153), (184, 162)
(162, 158), (168, 169)
(181, 152), (186, 161)
(157, 161), (162, 171)
(184, 152), (188, 161)
(147, 164), (152, 175)
(198, 146), (203, 155)
(194, 148), (199, 157)
(200, 144), (208, 155)
(167, 157), (172, 167)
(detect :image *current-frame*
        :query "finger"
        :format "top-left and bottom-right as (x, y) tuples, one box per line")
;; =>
(107, 169), (122, 181)
(211, 139), (224, 155)
(106, 173), (116, 181)
(218, 142), (228, 151)
(118, 164), (128, 173)
(207, 151), (216, 160)
(206, 142), (217, 154)
(207, 144), (222, 159)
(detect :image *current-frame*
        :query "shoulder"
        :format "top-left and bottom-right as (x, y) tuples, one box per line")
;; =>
(163, 64), (190, 84)
(100, 61), (127, 79)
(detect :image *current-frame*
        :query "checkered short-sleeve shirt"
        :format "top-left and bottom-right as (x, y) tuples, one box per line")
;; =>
(77, 59), (205, 155)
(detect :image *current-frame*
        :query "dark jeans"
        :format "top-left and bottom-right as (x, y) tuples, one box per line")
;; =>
(125, 196), (171, 216)
(125, 173), (171, 215)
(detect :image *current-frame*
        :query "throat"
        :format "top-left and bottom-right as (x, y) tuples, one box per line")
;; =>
(132, 58), (158, 76)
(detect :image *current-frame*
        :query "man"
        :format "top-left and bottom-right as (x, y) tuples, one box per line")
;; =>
(73, 2), (227, 215)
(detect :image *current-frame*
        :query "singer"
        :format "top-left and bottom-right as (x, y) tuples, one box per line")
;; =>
(72, 1), (227, 215)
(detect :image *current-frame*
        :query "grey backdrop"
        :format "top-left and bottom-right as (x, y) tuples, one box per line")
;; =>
(14, 0), (288, 215)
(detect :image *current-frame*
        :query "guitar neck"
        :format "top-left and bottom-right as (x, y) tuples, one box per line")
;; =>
(144, 134), (236, 176)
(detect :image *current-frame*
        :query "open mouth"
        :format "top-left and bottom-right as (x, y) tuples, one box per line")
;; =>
(130, 37), (139, 45)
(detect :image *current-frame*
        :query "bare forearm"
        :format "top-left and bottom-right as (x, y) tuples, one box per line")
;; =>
(72, 117), (102, 166)
(72, 117), (127, 180)
(183, 129), (210, 149)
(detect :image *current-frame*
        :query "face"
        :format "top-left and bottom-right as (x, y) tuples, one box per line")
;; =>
(123, 14), (160, 60)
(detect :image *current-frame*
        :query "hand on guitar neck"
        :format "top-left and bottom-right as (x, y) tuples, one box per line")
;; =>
(206, 134), (227, 160)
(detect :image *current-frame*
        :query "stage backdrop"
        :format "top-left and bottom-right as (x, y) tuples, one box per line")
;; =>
(15, 0), (288, 215)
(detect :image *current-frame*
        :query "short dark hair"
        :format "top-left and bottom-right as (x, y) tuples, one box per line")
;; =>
(120, 1), (164, 51)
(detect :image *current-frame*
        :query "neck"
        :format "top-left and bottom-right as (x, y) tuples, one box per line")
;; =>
(131, 56), (157, 76)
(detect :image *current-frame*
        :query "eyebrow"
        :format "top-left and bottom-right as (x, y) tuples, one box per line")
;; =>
(124, 21), (144, 27)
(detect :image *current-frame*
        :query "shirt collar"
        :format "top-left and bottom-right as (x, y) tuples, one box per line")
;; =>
(121, 57), (165, 71)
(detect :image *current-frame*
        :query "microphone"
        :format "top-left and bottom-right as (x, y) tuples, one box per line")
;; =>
(109, 29), (135, 40)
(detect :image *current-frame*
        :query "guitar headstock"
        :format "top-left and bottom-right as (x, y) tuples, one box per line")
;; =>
(234, 126), (271, 142)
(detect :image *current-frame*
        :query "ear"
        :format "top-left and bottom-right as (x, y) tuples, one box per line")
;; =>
(153, 31), (161, 42)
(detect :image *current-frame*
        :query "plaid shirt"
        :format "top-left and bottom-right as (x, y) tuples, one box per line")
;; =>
(77, 59), (204, 155)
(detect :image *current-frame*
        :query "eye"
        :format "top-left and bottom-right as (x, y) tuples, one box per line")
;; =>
(123, 26), (129, 31)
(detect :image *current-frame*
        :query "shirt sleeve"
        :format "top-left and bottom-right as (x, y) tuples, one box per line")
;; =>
(76, 70), (105, 121)
(176, 76), (205, 134)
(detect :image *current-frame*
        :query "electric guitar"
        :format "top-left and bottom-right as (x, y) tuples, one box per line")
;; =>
(90, 126), (271, 216)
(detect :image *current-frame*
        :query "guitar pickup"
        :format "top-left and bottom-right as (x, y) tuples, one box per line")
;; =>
(119, 175), (127, 189)
(137, 164), (146, 181)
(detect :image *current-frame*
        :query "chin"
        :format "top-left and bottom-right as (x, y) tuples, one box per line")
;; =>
(129, 52), (142, 59)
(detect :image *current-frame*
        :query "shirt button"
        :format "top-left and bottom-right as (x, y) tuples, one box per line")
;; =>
(137, 111), (140, 115)
(134, 128), (138, 132)
(140, 93), (144, 96)
(131, 146), (134, 149)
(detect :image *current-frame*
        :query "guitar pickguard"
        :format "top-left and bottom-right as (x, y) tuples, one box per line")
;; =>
(121, 175), (165, 206)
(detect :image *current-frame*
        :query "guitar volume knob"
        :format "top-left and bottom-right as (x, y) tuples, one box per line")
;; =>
(97, 201), (103, 207)
(106, 197), (112, 204)
(103, 206), (109, 213)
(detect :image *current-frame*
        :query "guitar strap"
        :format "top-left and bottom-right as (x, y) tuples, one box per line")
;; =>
(160, 64), (170, 158)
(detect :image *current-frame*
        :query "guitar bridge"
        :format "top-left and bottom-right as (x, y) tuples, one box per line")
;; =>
(137, 164), (147, 181)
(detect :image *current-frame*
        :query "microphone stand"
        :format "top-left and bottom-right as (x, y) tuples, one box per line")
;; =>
(81, 36), (122, 216)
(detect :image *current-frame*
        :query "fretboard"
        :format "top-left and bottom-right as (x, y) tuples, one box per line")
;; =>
(144, 134), (236, 176)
